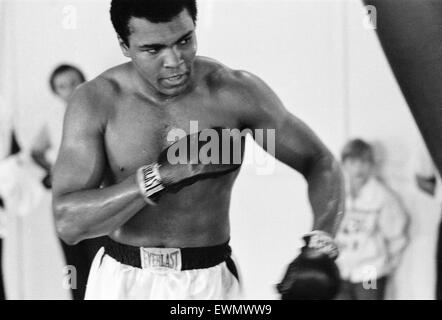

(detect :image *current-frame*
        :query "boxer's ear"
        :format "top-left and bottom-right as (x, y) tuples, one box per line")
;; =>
(118, 36), (131, 58)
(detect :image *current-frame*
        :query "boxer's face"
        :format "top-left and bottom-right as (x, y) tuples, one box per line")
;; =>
(53, 70), (84, 103)
(343, 157), (374, 191)
(120, 9), (197, 97)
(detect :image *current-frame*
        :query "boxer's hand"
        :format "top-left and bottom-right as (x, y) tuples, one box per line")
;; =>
(157, 127), (244, 190)
(277, 231), (341, 300)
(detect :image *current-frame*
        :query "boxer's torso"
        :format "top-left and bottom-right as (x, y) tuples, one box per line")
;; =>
(89, 57), (247, 248)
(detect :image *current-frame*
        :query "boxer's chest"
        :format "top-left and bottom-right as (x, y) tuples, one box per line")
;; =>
(104, 92), (240, 179)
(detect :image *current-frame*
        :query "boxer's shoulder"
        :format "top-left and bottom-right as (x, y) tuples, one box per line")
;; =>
(69, 64), (132, 111)
(95, 64), (130, 99)
(64, 73), (118, 129)
(199, 57), (268, 101)
(195, 57), (261, 101)
(196, 57), (279, 126)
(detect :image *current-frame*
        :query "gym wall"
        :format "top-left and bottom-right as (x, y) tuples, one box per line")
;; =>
(0, 0), (438, 299)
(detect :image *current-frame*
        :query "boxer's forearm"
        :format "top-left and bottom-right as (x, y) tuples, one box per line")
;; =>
(53, 174), (146, 245)
(304, 153), (345, 237)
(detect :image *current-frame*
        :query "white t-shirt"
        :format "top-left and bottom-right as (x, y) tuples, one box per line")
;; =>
(335, 177), (409, 283)
(0, 95), (13, 237)
(32, 103), (65, 165)
(0, 154), (45, 238)
(0, 95), (13, 160)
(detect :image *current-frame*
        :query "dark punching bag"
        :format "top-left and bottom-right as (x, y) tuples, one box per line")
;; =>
(362, 0), (442, 174)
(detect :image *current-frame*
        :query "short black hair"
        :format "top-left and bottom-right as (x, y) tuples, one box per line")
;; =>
(110, 0), (198, 46)
(49, 64), (86, 93)
(341, 139), (375, 163)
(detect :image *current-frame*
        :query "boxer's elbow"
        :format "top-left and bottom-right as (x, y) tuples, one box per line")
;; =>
(53, 199), (86, 245)
(301, 150), (341, 182)
(56, 224), (82, 246)
(55, 220), (84, 246)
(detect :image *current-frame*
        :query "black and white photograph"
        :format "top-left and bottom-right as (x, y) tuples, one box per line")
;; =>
(0, 0), (441, 305)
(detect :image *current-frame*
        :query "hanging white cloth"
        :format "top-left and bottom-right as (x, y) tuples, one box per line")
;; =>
(0, 153), (45, 238)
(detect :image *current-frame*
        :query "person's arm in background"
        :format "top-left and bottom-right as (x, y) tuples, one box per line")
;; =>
(379, 188), (410, 273)
(30, 124), (53, 189)
(31, 124), (52, 172)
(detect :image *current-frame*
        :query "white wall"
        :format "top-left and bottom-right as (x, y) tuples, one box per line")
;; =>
(0, 0), (438, 299)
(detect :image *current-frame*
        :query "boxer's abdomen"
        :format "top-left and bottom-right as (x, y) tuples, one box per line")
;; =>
(109, 171), (238, 248)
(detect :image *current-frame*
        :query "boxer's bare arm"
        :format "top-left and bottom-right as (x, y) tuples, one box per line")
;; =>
(235, 71), (345, 236)
(52, 86), (146, 245)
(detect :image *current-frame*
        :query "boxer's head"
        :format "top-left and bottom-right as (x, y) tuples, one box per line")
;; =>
(341, 139), (375, 193)
(49, 64), (86, 103)
(110, 0), (198, 97)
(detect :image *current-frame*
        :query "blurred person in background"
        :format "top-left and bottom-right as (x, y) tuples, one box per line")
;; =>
(30, 64), (104, 300)
(31, 64), (86, 187)
(335, 139), (409, 300)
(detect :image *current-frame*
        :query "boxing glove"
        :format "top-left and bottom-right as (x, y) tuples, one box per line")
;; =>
(160, 127), (243, 186)
(277, 230), (341, 300)
(136, 127), (244, 204)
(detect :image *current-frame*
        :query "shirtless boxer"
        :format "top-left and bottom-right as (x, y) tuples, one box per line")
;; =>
(52, 0), (345, 300)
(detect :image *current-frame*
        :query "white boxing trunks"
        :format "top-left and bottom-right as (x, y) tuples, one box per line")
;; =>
(84, 238), (241, 300)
